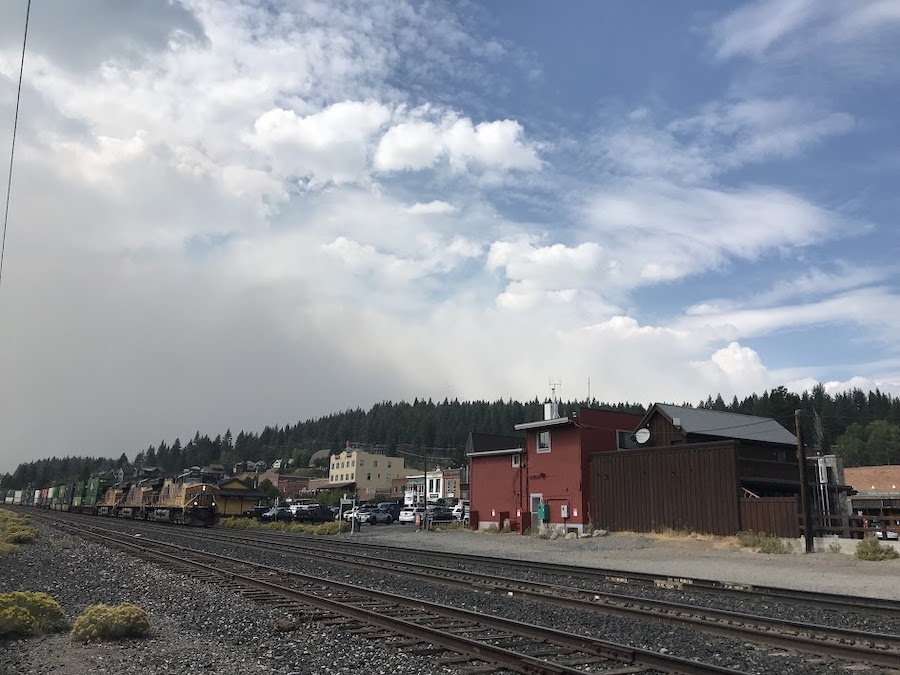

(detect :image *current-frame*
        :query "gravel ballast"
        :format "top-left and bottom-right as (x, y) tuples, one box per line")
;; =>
(2, 514), (899, 675)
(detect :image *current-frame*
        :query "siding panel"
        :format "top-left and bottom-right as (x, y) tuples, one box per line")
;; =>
(591, 443), (740, 535)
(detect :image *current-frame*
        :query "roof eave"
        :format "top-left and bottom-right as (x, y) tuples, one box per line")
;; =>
(514, 417), (572, 431)
(466, 448), (523, 458)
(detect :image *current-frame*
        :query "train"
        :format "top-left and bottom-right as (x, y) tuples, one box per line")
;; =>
(3, 469), (219, 527)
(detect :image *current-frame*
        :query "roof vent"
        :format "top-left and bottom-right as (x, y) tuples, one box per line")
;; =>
(673, 417), (681, 429)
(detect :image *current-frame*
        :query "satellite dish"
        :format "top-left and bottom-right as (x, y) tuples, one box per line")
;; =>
(634, 428), (650, 444)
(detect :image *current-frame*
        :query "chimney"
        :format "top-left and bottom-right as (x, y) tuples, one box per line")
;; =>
(544, 402), (559, 420)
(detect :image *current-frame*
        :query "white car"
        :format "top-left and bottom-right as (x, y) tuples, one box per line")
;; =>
(398, 506), (425, 524)
(452, 500), (469, 521)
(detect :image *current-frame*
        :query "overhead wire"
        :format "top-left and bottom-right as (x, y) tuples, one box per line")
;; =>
(1, 0), (31, 292)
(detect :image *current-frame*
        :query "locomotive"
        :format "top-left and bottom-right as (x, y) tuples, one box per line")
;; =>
(18, 469), (219, 527)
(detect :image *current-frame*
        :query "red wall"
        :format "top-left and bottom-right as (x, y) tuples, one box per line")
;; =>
(469, 453), (522, 529)
(523, 409), (643, 530)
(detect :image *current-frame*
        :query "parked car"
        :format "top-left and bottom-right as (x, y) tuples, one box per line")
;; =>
(259, 506), (293, 523)
(357, 507), (394, 525)
(870, 519), (899, 540)
(240, 506), (270, 519)
(377, 502), (402, 519)
(293, 504), (334, 523)
(429, 507), (455, 524)
(398, 506), (425, 524)
(452, 500), (469, 521)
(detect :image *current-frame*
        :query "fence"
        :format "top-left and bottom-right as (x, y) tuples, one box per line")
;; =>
(738, 497), (799, 538)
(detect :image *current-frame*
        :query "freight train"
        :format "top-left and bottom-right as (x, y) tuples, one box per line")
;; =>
(6, 469), (219, 527)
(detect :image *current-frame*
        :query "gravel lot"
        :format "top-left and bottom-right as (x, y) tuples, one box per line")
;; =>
(2, 513), (899, 675)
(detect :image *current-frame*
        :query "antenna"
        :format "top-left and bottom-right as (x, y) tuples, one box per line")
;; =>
(549, 379), (562, 403)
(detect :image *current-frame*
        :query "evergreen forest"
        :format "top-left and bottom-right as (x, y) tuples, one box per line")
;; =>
(3, 384), (900, 490)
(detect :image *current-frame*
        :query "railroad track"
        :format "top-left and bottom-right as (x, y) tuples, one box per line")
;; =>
(49, 519), (744, 675)
(139, 523), (900, 669)
(235, 527), (900, 618)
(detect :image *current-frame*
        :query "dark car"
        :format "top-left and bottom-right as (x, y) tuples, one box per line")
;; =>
(376, 502), (402, 519)
(240, 506), (271, 519)
(293, 504), (334, 523)
(259, 506), (293, 523)
(428, 507), (455, 524)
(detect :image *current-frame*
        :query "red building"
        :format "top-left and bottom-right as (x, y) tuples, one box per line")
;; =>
(468, 406), (643, 534)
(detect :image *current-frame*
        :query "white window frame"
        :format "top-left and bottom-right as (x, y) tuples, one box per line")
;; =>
(537, 430), (551, 453)
(512, 454), (521, 468)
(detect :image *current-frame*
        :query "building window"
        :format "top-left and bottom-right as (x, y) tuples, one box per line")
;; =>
(387, 461), (392, 468)
(359, 460), (364, 467)
(374, 460), (378, 467)
(616, 430), (640, 451)
(512, 454), (521, 467)
(367, 473), (371, 481)
(537, 431), (551, 453)
(386, 474), (391, 479)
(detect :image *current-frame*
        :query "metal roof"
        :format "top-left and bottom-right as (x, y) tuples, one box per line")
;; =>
(649, 403), (797, 445)
(513, 417), (572, 431)
(466, 447), (522, 458)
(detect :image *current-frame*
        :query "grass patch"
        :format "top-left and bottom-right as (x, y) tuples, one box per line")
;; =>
(0, 592), (65, 637)
(0, 510), (38, 547)
(218, 517), (348, 535)
(70, 603), (150, 642)
(736, 530), (794, 554)
(855, 537), (900, 561)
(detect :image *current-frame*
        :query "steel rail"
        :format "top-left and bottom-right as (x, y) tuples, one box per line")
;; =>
(159, 523), (900, 669)
(50, 518), (745, 675)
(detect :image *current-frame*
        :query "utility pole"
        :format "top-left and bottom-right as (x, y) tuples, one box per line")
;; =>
(795, 409), (814, 553)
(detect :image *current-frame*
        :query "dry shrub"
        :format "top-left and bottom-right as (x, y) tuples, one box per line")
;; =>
(855, 537), (900, 561)
(218, 516), (347, 535)
(736, 530), (793, 554)
(2, 526), (38, 544)
(0, 541), (18, 555)
(70, 603), (150, 642)
(0, 592), (65, 636)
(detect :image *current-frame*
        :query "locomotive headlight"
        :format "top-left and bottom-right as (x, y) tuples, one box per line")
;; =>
(192, 501), (197, 506)
(212, 502), (216, 507)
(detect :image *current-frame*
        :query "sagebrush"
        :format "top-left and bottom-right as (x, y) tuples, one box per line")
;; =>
(0, 591), (65, 636)
(70, 603), (150, 642)
(736, 530), (793, 554)
(855, 537), (900, 561)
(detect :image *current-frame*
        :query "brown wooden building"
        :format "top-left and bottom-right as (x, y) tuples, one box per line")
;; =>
(591, 404), (803, 537)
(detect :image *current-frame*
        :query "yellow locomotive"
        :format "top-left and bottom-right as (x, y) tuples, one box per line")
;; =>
(97, 469), (219, 526)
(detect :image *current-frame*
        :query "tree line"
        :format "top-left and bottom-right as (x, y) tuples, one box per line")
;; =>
(2, 386), (899, 490)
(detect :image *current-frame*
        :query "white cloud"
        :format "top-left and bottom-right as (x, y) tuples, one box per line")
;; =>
(710, 0), (900, 69)
(405, 200), (457, 215)
(598, 98), (853, 184)
(246, 101), (391, 187)
(584, 179), (844, 286)
(375, 115), (541, 173)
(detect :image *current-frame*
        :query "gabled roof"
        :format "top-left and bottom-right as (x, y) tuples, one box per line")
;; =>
(465, 432), (523, 454)
(641, 403), (797, 445)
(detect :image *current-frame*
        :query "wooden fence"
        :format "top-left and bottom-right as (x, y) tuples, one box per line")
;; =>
(738, 497), (799, 538)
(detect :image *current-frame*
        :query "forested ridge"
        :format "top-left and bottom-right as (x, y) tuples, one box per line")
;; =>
(3, 384), (900, 489)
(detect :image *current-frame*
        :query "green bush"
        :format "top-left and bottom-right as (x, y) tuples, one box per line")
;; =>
(736, 530), (793, 554)
(0, 592), (65, 636)
(70, 603), (150, 642)
(855, 537), (900, 561)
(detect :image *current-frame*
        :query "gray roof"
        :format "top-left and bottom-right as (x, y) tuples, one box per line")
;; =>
(651, 404), (797, 445)
(308, 448), (331, 466)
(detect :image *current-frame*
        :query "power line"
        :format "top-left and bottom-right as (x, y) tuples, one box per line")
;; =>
(1, 0), (31, 291)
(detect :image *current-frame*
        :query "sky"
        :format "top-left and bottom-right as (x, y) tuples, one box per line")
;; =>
(1, 0), (899, 473)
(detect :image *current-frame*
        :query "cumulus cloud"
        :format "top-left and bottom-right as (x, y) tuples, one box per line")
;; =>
(375, 116), (540, 173)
